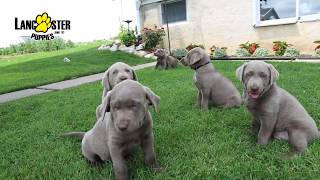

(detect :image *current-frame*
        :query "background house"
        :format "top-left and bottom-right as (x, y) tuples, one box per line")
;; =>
(138, 0), (320, 54)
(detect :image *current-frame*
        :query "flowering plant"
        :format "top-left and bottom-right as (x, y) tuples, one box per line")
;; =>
(239, 41), (259, 54)
(142, 26), (166, 50)
(273, 41), (292, 56)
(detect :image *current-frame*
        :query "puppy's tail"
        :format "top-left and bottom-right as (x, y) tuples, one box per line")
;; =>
(61, 132), (85, 140)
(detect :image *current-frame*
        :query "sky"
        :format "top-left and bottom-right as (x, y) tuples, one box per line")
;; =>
(0, 0), (138, 48)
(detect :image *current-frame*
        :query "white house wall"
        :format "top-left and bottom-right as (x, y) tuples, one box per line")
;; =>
(141, 0), (320, 54)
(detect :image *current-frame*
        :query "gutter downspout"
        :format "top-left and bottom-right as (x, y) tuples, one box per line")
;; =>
(136, 0), (142, 34)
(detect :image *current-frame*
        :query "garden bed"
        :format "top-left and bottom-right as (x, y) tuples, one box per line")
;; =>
(211, 56), (320, 61)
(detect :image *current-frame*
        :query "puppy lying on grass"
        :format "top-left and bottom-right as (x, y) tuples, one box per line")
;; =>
(96, 62), (138, 119)
(63, 80), (161, 180)
(154, 49), (178, 69)
(236, 60), (320, 157)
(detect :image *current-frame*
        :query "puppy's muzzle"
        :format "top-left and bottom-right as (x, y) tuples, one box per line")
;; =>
(117, 120), (129, 131)
(119, 76), (128, 81)
(248, 87), (261, 100)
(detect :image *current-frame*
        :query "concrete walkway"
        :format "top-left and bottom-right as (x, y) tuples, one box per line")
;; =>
(1, 60), (319, 104)
(0, 62), (156, 104)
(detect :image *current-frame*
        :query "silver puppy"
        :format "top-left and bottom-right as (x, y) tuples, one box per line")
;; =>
(236, 60), (320, 155)
(180, 47), (242, 110)
(96, 62), (138, 119)
(63, 80), (161, 180)
(154, 49), (178, 69)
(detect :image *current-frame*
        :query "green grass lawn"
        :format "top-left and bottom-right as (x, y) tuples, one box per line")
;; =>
(0, 42), (152, 94)
(1, 61), (320, 179)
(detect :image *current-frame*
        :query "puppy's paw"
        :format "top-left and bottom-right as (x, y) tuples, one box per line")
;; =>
(115, 175), (128, 180)
(257, 139), (269, 147)
(150, 163), (163, 173)
(145, 160), (162, 172)
(200, 106), (209, 111)
(282, 152), (299, 160)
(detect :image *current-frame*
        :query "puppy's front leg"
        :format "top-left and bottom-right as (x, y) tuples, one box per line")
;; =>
(196, 91), (202, 107)
(200, 90), (210, 111)
(251, 117), (260, 133)
(110, 145), (128, 180)
(155, 61), (159, 69)
(141, 133), (160, 171)
(164, 61), (168, 70)
(257, 116), (276, 146)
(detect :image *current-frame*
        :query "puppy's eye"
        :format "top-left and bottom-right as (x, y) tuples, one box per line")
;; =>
(112, 70), (118, 75)
(245, 71), (254, 78)
(130, 103), (139, 109)
(125, 69), (130, 73)
(259, 73), (267, 78)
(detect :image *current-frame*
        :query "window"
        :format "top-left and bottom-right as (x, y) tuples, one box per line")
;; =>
(300, 0), (320, 16)
(255, 0), (320, 27)
(161, 0), (187, 24)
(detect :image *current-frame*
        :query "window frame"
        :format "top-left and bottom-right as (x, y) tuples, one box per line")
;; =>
(160, 0), (188, 26)
(253, 0), (320, 27)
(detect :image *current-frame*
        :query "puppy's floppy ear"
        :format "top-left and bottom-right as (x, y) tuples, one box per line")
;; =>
(131, 68), (138, 81)
(100, 91), (112, 121)
(101, 69), (111, 97)
(268, 63), (279, 85)
(236, 63), (247, 82)
(189, 51), (202, 65)
(144, 87), (160, 112)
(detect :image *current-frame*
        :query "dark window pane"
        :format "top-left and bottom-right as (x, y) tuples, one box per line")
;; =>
(162, 0), (187, 24)
(260, 0), (296, 21)
(300, 0), (320, 16)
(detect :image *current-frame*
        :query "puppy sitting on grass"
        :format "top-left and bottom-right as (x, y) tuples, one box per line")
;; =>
(154, 49), (178, 69)
(96, 62), (138, 119)
(180, 47), (242, 110)
(236, 60), (320, 157)
(63, 80), (161, 180)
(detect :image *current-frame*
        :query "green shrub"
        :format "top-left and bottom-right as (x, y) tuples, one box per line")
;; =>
(315, 49), (320, 57)
(210, 45), (227, 58)
(284, 47), (300, 57)
(252, 47), (270, 57)
(174, 48), (188, 59)
(105, 40), (114, 47)
(118, 25), (136, 47)
(142, 27), (166, 50)
(66, 40), (75, 48)
(186, 43), (205, 51)
(214, 48), (227, 58)
(0, 38), (76, 56)
(236, 48), (250, 57)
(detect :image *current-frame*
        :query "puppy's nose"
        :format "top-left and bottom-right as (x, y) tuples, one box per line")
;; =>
(250, 87), (259, 92)
(118, 121), (129, 131)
